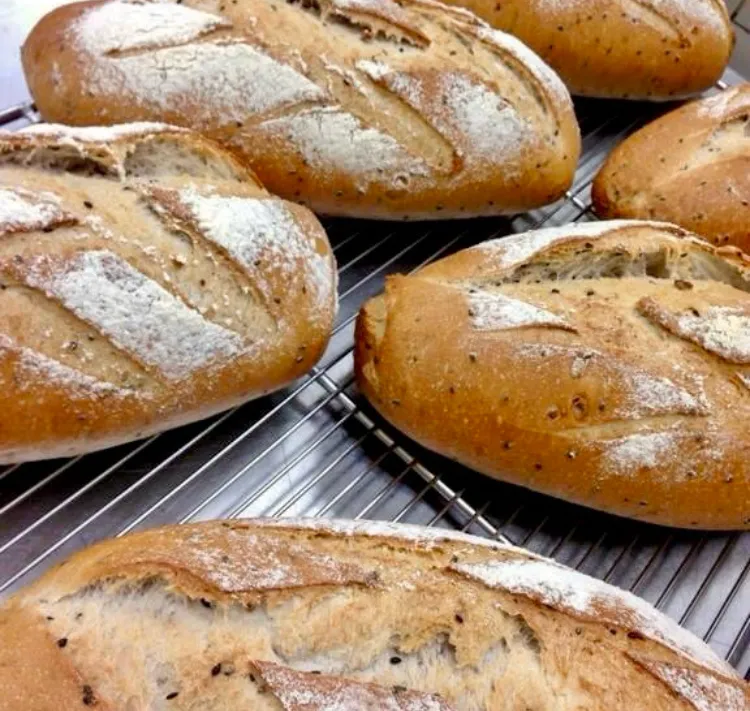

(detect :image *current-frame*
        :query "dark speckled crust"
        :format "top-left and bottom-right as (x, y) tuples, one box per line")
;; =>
(593, 84), (750, 253)
(356, 221), (750, 529)
(0, 125), (336, 463)
(20, 0), (580, 220)
(434, 0), (734, 99)
(0, 520), (747, 710)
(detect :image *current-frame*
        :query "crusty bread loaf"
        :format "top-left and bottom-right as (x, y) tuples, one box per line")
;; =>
(355, 220), (750, 530)
(432, 0), (734, 99)
(593, 85), (750, 252)
(20, 0), (580, 220)
(0, 123), (336, 463)
(1, 518), (747, 710)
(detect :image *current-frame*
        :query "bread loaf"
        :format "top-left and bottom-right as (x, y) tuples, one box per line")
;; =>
(0, 123), (336, 463)
(431, 0), (734, 99)
(593, 85), (750, 252)
(21, 0), (580, 220)
(1, 518), (747, 710)
(355, 220), (750, 530)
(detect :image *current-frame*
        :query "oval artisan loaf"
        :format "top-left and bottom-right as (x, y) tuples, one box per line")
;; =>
(21, 0), (580, 220)
(593, 84), (750, 253)
(0, 123), (336, 463)
(430, 0), (734, 99)
(1, 518), (747, 710)
(355, 220), (750, 530)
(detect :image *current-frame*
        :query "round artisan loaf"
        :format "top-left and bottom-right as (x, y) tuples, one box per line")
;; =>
(355, 220), (750, 529)
(431, 0), (734, 99)
(593, 84), (750, 253)
(20, 0), (580, 220)
(0, 518), (747, 710)
(0, 123), (336, 463)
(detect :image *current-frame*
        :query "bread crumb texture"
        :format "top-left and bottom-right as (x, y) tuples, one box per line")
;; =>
(1, 519), (747, 710)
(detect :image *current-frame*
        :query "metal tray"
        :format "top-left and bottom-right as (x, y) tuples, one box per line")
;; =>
(0, 73), (748, 678)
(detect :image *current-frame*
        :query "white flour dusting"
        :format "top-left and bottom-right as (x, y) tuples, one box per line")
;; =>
(465, 289), (573, 331)
(0, 188), (69, 234)
(24, 250), (244, 381)
(355, 59), (389, 81)
(356, 62), (529, 166)
(179, 190), (334, 309)
(22, 122), (183, 142)
(641, 661), (747, 711)
(511, 343), (706, 416)
(738, 372), (750, 391)
(475, 26), (572, 108)
(77, 40), (324, 124)
(249, 518), (540, 558)
(261, 107), (427, 184)
(181, 527), (368, 591)
(475, 220), (673, 268)
(619, 369), (707, 417)
(674, 306), (750, 364)
(254, 661), (454, 711)
(74, 0), (229, 55)
(440, 74), (528, 163)
(452, 559), (731, 675)
(0, 334), (127, 398)
(603, 431), (679, 475)
(354, 63), (430, 130)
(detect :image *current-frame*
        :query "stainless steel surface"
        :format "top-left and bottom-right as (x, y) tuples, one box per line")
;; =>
(0, 39), (748, 680)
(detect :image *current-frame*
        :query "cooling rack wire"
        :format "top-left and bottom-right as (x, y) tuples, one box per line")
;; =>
(0, 74), (748, 678)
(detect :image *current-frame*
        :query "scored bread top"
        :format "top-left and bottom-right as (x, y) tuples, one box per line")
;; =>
(0, 123), (336, 463)
(355, 220), (750, 529)
(593, 84), (750, 253)
(21, 0), (580, 219)
(430, 0), (733, 99)
(0, 518), (747, 710)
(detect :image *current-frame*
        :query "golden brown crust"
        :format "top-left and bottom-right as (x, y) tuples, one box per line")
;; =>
(593, 85), (750, 252)
(355, 220), (750, 529)
(434, 0), (734, 99)
(0, 605), (113, 711)
(0, 123), (336, 463)
(20, 0), (580, 220)
(1, 519), (747, 710)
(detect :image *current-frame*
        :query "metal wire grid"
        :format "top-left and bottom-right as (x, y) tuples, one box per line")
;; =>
(733, 0), (750, 31)
(0, 75), (748, 679)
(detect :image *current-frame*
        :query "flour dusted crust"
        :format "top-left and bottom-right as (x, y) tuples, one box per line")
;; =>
(0, 519), (746, 711)
(355, 220), (750, 529)
(0, 124), (336, 463)
(21, 0), (580, 219)
(431, 0), (733, 99)
(593, 84), (750, 253)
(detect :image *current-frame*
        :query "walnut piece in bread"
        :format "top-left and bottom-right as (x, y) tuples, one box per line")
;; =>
(432, 0), (734, 100)
(355, 220), (750, 529)
(593, 84), (750, 253)
(21, 0), (580, 220)
(0, 123), (337, 463)
(0, 519), (747, 710)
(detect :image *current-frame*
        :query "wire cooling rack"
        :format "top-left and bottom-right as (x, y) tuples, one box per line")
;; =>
(0, 73), (748, 678)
